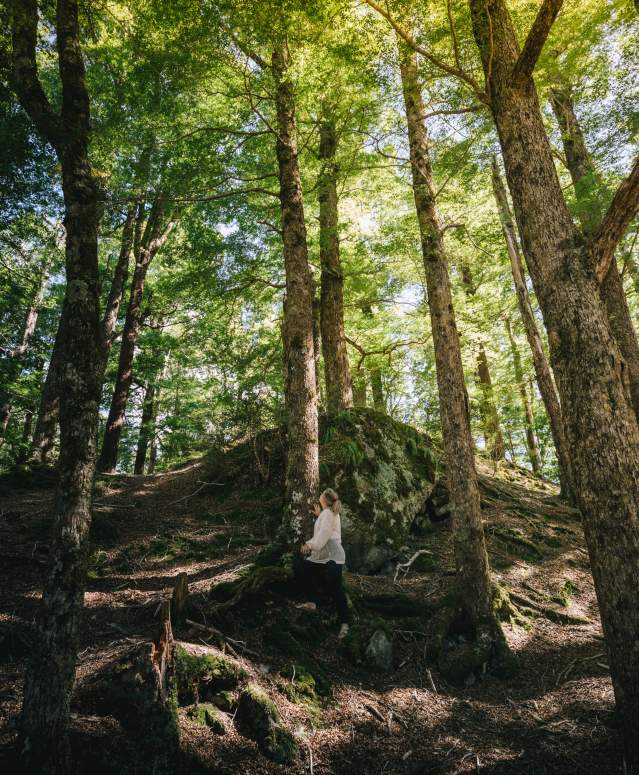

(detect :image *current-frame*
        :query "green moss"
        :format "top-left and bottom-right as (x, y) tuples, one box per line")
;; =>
(175, 646), (246, 704)
(490, 526), (544, 561)
(552, 579), (577, 607)
(187, 703), (226, 733)
(235, 683), (298, 764)
(211, 690), (235, 712)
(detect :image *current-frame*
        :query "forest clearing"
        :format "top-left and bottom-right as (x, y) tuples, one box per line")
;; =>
(0, 0), (638, 773)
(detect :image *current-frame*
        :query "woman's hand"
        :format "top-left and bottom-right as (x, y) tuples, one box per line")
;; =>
(312, 502), (321, 517)
(300, 543), (312, 555)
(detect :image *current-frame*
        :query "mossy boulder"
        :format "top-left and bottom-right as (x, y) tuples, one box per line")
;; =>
(206, 408), (437, 573)
(186, 703), (226, 734)
(174, 644), (247, 704)
(235, 683), (299, 764)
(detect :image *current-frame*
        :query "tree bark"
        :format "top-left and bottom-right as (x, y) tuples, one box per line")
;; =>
(11, 1), (104, 769)
(0, 253), (51, 436)
(460, 263), (505, 460)
(469, 2), (639, 767)
(491, 159), (574, 498)
(318, 117), (354, 414)
(550, 80), (639, 422)
(272, 42), (319, 546)
(352, 372), (367, 407)
(398, 40), (496, 629)
(134, 381), (156, 475)
(15, 406), (35, 465)
(504, 317), (542, 474)
(98, 197), (177, 473)
(369, 366), (385, 411)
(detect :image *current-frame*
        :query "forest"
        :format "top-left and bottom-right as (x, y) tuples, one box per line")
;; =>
(0, 0), (638, 773)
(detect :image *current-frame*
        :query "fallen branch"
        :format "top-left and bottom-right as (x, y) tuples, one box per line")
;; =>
(394, 549), (433, 582)
(168, 480), (223, 506)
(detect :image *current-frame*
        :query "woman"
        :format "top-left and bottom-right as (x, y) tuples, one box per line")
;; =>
(297, 487), (350, 639)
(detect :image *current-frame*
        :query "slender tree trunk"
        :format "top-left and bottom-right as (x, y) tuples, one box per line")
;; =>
(550, 80), (639, 421)
(15, 406), (35, 465)
(134, 382), (156, 475)
(318, 117), (354, 413)
(460, 263), (505, 460)
(0, 253), (51, 436)
(398, 41), (497, 630)
(312, 292), (323, 406)
(369, 366), (385, 411)
(12, 2), (104, 769)
(272, 42), (319, 546)
(504, 317), (542, 474)
(98, 198), (176, 473)
(491, 159), (575, 498)
(470, 2), (639, 766)
(352, 373), (367, 407)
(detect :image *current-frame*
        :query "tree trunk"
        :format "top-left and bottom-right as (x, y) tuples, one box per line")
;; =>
(352, 373), (367, 407)
(398, 40), (496, 629)
(271, 42), (319, 547)
(550, 80), (639, 422)
(369, 366), (385, 411)
(460, 263), (505, 460)
(504, 317), (542, 474)
(470, 2), (639, 766)
(98, 197), (176, 473)
(318, 117), (354, 414)
(134, 381), (156, 475)
(491, 159), (574, 498)
(15, 406), (35, 465)
(312, 292), (323, 406)
(12, 2), (104, 769)
(0, 253), (51, 436)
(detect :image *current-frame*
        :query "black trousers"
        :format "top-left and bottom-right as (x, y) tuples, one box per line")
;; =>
(295, 558), (350, 625)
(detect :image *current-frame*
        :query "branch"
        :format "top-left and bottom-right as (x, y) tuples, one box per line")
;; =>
(512, 0), (564, 81)
(592, 156), (639, 283)
(363, 0), (487, 102)
(11, 0), (63, 145)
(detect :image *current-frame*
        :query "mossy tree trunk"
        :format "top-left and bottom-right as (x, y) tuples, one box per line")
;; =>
(491, 159), (574, 498)
(11, 1), (104, 769)
(504, 317), (542, 474)
(318, 115), (354, 414)
(469, 0), (639, 766)
(398, 40), (497, 629)
(272, 42), (319, 545)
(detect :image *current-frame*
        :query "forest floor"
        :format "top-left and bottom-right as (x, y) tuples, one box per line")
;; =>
(0, 455), (624, 774)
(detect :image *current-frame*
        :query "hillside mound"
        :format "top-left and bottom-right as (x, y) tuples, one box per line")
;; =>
(0, 413), (618, 775)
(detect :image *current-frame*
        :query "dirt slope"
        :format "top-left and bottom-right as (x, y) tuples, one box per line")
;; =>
(0, 447), (622, 774)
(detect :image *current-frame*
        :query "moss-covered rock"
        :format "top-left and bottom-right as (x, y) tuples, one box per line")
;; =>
(174, 644), (247, 704)
(186, 703), (226, 734)
(205, 408), (437, 572)
(235, 683), (298, 764)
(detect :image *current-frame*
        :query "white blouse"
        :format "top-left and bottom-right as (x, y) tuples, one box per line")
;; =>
(306, 508), (346, 565)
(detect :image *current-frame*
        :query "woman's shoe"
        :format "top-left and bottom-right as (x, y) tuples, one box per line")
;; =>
(296, 602), (317, 611)
(338, 623), (350, 640)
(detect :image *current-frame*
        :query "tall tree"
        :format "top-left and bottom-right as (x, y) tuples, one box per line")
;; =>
(549, 74), (639, 421)
(271, 40), (319, 544)
(398, 39), (501, 643)
(466, 0), (639, 767)
(491, 159), (574, 497)
(318, 113), (354, 413)
(98, 195), (177, 473)
(460, 262), (506, 461)
(10, 0), (104, 769)
(504, 316), (542, 474)
(0, 251), (51, 437)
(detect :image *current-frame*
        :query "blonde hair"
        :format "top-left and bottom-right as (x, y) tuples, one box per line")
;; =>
(322, 488), (341, 514)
